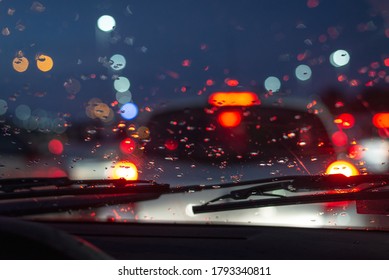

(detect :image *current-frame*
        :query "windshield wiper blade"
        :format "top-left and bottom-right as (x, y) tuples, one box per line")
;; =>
(0, 177), (167, 193)
(0, 177), (171, 216)
(198, 174), (389, 200)
(192, 174), (389, 214)
(0, 192), (165, 217)
(193, 189), (389, 214)
(174, 174), (389, 195)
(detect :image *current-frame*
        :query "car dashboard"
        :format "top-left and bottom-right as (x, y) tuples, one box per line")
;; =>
(1, 217), (389, 260)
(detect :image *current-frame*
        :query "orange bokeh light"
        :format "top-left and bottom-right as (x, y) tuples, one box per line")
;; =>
(325, 160), (359, 177)
(208, 92), (260, 107)
(36, 54), (54, 72)
(12, 57), (29, 73)
(373, 113), (389, 128)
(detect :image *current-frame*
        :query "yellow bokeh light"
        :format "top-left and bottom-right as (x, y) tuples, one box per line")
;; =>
(325, 160), (359, 177)
(12, 57), (29, 73)
(112, 161), (138, 180)
(36, 54), (54, 72)
(93, 103), (110, 120)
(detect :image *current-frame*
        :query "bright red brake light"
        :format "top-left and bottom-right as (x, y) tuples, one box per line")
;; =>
(119, 138), (136, 154)
(334, 113), (355, 129)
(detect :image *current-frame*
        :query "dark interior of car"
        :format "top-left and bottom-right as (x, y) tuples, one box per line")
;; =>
(1, 217), (389, 260)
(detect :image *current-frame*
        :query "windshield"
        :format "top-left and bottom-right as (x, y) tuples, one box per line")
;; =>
(0, 0), (388, 230)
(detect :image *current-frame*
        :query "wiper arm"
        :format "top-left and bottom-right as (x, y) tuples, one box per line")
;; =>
(192, 174), (389, 214)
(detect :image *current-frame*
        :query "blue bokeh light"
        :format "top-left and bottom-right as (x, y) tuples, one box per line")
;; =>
(120, 103), (138, 120)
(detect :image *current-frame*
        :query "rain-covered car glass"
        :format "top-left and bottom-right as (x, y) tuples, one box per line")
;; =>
(142, 102), (336, 170)
(0, 0), (388, 227)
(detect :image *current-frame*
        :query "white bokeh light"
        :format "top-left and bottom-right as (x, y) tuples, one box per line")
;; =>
(330, 50), (350, 67)
(0, 99), (7, 115)
(264, 76), (281, 92)
(116, 90), (132, 104)
(114, 77), (131, 92)
(295, 64), (312, 81)
(97, 15), (116, 32)
(110, 54), (126, 71)
(15, 104), (31, 121)
(360, 139), (389, 173)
